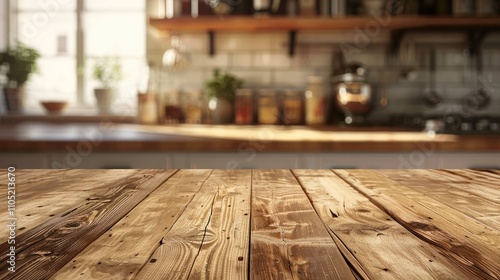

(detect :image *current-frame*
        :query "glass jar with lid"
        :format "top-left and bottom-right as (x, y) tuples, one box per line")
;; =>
(283, 89), (304, 125)
(305, 76), (326, 125)
(181, 89), (202, 124)
(258, 89), (280, 125)
(162, 90), (184, 124)
(137, 92), (158, 124)
(235, 89), (255, 125)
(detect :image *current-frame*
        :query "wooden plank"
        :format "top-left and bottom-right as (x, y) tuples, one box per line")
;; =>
(187, 169), (252, 279)
(0, 169), (60, 200)
(334, 169), (500, 280)
(411, 170), (500, 204)
(448, 170), (500, 189)
(0, 170), (137, 240)
(0, 169), (177, 280)
(294, 169), (481, 279)
(379, 170), (500, 230)
(149, 16), (500, 32)
(135, 169), (252, 279)
(424, 169), (500, 190)
(250, 169), (355, 280)
(461, 169), (500, 182)
(52, 170), (212, 280)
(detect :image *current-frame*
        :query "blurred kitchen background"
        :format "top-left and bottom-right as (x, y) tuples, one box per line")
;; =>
(1, 0), (500, 169)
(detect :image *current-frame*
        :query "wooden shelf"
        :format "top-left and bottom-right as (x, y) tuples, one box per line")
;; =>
(149, 16), (500, 56)
(149, 16), (500, 32)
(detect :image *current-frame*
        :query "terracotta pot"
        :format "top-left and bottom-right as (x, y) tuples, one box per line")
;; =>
(40, 101), (68, 115)
(208, 97), (233, 124)
(2, 87), (24, 114)
(94, 88), (115, 115)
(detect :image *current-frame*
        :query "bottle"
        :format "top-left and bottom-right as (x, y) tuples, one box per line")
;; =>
(331, 0), (346, 16)
(165, 0), (182, 18)
(453, 0), (475, 15)
(299, 0), (317, 16)
(254, 0), (271, 16)
(305, 76), (326, 125)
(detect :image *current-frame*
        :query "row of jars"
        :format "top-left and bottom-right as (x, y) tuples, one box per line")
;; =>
(235, 81), (326, 125)
(138, 76), (329, 125)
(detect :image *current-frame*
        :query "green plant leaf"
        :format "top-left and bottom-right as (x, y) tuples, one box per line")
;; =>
(204, 68), (243, 102)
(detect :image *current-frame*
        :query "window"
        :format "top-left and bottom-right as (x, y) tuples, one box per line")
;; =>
(14, 0), (146, 112)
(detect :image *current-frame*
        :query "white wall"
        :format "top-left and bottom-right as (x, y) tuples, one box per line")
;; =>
(0, 0), (8, 50)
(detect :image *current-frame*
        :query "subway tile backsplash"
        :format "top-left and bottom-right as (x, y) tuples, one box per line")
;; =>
(147, 30), (500, 121)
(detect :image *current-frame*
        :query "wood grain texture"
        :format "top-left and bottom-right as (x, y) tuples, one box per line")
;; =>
(0, 170), (137, 240)
(0, 169), (60, 200)
(1, 169), (500, 279)
(334, 169), (500, 280)
(52, 169), (212, 280)
(293, 169), (479, 280)
(409, 170), (500, 204)
(0, 169), (176, 280)
(251, 169), (355, 280)
(188, 169), (252, 279)
(379, 170), (500, 230)
(135, 169), (252, 279)
(149, 16), (500, 31)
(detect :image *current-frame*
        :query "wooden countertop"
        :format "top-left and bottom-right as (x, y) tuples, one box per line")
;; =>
(0, 169), (499, 279)
(1, 123), (500, 152)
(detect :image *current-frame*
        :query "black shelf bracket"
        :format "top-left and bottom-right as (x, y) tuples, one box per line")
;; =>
(389, 29), (405, 57)
(468, 30), (488, 56)
(208, 31), (215, 57)
(289, 30), (297, 57)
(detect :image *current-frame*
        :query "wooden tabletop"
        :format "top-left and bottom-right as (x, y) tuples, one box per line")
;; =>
(0, 169), (499, 279)
(1, 123), (500, 152)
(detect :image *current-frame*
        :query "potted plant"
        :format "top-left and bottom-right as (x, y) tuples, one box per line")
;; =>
(92, 57), (122, 115)
(204, 69), (243, 124)
(0, 43), (40, 114)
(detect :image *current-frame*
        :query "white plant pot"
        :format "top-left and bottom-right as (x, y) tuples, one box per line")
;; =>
(208, 97), (234, 124)
(94, 88), (115, 115)
(3, 87), (24, 114)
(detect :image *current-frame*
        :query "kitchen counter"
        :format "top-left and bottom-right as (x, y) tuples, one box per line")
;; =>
(0, 169), (499, 279)
(1, 122), (500, 152)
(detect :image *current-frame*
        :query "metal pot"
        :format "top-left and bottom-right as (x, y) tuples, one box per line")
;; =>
(332, 63), (382, 125)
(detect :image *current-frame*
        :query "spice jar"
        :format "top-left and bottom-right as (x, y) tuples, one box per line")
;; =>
(235, 89), (254, 125)
(305, 76), (326, 125)
(162, 91), (184, 124)
(181, 89), (202, 124)
(283, 89), (304, 125)
(258, 89), (280, 125)
(137, 92), (158, 124)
